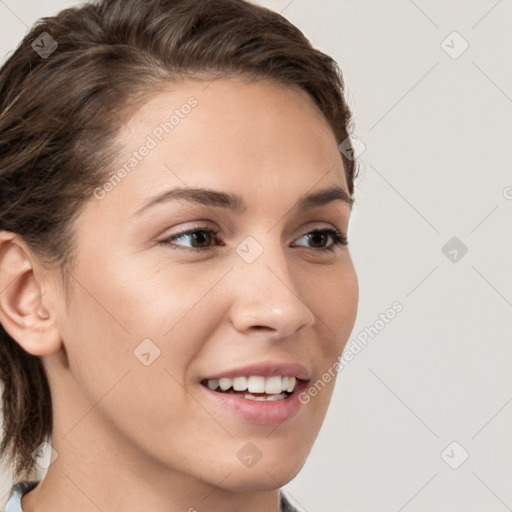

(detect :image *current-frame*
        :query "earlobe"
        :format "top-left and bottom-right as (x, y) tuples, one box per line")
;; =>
(0, 231), (62, 356)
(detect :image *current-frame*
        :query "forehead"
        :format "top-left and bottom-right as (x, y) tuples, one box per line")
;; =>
(121, 76), (338, 159)
(93, 77), (348, 216)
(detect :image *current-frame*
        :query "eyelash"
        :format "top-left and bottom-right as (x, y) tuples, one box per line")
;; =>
(159, 226), (348, 253)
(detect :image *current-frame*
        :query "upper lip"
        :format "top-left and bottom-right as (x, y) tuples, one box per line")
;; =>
(201, 361), (311, 381)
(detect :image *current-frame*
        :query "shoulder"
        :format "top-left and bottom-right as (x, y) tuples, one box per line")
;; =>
(279, 489), (308, 512)
(4, 483), (306, 511)
(3, 480), (40, 512)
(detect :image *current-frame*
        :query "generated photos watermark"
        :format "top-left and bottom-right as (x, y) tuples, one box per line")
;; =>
(299, 301), (403, 404)
(93, 97), (198, 200)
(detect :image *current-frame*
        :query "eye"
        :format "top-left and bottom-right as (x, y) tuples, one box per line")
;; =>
(159, 226), (347, 252)
(159, 226), (221, 251)
(292, 228), (348, 252)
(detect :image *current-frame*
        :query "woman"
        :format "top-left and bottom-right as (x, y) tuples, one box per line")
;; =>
(0, 0), (359, 510)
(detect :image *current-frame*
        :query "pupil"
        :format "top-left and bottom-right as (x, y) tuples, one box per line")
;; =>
(193, 231), (210, 247)
(311, 232), (327, 247)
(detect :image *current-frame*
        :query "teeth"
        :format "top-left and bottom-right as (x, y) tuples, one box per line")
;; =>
(233, 376), (248, 391)
(204, 375), (297, 394)
(207, 379), (219, 390)
(286, 377), (296, 393)
(243, 393), (287, 401)
(265, 376), (283, 394)
(244, 394), (267, 401)
(265, 393), (287, 401)
(248, 376), (265, 393)
(219, 378), (232, 391)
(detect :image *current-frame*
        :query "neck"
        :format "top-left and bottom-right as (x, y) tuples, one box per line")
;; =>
(19, 358), (283, 512)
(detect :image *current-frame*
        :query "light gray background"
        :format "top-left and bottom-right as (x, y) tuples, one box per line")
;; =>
(1, 1), (511, 511)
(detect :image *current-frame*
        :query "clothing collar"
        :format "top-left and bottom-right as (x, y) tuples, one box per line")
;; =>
(4, 481), (303, 511)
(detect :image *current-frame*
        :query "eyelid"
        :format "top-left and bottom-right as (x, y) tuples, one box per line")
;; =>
(160, 224), (220, 251)
(158, 223), (348, 252)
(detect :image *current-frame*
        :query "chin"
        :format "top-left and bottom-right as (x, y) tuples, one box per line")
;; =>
(218, 454), (308, 492)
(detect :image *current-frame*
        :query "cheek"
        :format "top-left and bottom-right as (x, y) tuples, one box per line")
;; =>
(59, 267), (226, 463)
(81, 258), (224, 345)
(333, 265), (359, 347)
(59, 260), (205, 397)
(304, 258), (359, 357)
(291, 259), (358, 414)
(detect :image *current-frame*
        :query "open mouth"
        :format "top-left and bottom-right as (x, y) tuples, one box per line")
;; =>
(200, 375), (301, 402)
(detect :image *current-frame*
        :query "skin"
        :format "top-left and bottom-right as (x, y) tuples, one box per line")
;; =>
(0, 77), (358, 512)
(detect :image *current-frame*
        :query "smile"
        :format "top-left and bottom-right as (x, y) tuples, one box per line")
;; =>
(199, 375), (309, 425)
(201, 375), (297, 401)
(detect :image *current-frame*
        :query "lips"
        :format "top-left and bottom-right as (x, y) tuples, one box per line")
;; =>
(198, 362), (310, 424)
(203, 375), (296, 393)
(200, 362), (310, 382)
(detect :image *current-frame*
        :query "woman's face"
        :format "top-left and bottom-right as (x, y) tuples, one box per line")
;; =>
(47, 77), (358, 492)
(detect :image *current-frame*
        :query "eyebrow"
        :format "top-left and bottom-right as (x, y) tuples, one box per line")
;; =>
(133, 185), (354, 216)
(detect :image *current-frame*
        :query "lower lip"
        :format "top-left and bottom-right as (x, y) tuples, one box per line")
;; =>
(200, 380), (308, 425)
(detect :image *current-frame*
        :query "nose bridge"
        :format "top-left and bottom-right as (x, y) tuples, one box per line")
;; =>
(228, 233), (315, 337)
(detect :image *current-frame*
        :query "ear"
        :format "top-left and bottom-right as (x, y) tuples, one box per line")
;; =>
(0, 231), (63, 356)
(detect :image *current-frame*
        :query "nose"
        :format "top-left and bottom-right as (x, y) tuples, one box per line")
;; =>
(228, 240), (316, 340)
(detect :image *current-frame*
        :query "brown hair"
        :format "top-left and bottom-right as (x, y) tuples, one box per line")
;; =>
(0, 0), (358, 482)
